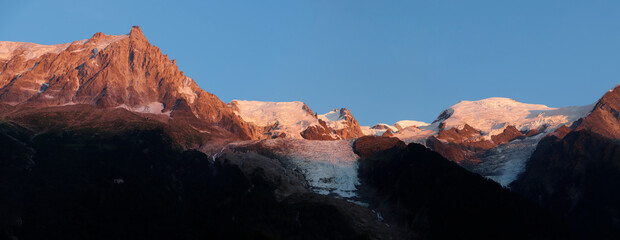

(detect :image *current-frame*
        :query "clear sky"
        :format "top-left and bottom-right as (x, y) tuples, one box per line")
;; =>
(2, 0), (618, 126)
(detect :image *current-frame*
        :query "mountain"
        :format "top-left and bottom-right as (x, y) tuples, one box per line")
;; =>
(0, 26), (259, 140)
(510, 84), (620, 238)
(363, 97), (594, 186)
(229, 100), (364, 140)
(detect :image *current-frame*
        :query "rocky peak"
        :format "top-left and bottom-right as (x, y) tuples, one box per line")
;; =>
(490, 125), (524, 145)
(437, 124), (482, 143)
(318, 107), (365, 139)
(381, 129), (394, 137)
(573, 84), (620, 140)
(87, 32), (106, 44)
(129, 26), (148, 44)
(0, 26), (259, 140)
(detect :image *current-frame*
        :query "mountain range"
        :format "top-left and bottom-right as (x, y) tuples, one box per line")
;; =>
(1, 27), (618, 240)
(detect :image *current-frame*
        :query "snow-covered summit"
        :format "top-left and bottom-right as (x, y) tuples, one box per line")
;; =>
(229, 100), (319, 139)
(229, 100), (365, 139)
(319, 109), (346, 129)
(394, 120), (430, 129)
(432, 97), (595, 137)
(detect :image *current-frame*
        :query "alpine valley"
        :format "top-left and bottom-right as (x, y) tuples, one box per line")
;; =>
(1, 27), (618, 240)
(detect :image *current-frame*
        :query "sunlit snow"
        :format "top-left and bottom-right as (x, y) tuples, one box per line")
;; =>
(394, 120), (429, 129)
(116, 102), (168, 116)
(318, 109), (348, 130)
(230, 100), (320, 139)
(438, 97), (594, 137)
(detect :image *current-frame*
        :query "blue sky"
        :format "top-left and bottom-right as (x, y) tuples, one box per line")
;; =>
(2, 1), (618, 125)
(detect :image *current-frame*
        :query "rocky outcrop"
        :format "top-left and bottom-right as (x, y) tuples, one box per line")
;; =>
(436, 124), (493, 148)
(381, 129), (393, 137)
(300, 119), (337, 140)
(573, 84), (620, 140)
(491, 125), (524, 145)
(323, 108), (365, 139)
(429, 124), (541, 164)
(426, 136), (482, 164)
(0, 26), (259, 140)
(426, 124), (493, 163)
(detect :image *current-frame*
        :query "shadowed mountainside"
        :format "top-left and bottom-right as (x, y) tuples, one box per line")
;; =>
(354, 136), (574, 240)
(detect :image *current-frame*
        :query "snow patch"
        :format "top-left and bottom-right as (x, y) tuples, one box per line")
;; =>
(116, 102), (168, 116)
(60, 102), (78, 106)
(178, 77), (197, 104)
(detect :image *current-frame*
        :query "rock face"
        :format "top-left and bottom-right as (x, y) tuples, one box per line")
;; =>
(510, 85), (620, 239)
(380, 129), (393, 137)
(573, 84), (620, 140)
(491, 125), (525, 145)
(300, 119), (338, 140)
(0, 26), (259, 140)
